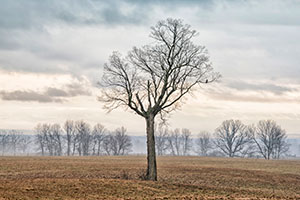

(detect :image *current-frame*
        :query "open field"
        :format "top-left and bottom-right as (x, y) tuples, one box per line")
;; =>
(0, 156), (300, 199)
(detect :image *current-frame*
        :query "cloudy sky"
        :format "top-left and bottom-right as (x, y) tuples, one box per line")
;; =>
(0, 0), (300, 136)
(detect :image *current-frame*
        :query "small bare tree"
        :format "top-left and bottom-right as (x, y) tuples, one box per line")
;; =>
(19, 134), (32, 155)
(99, 18), (219, 180)
(110, 127), (132, 155)
(91, 123), (106, 155)
(50, 124), (63, 156)
(252, 120), (289, 160)
(168, 128), (182, 156)
(167, 128), (192, 156)
(75, 120), (91, 156)
(103, 133), (112, 155)
(155, 125), (169, 156)
(64, 120), (76, 156)
(195, 131), (211, 156)
(238, 125), (258, 158)
(181, 128), (192, 156)
(272, 133), (289, 159)
(214, 120), (251, 157)
(8, 130), (22, 156)
(35, 123), (63, 156)
(35, 124), (50, 156)
(0, 130), (10, 156)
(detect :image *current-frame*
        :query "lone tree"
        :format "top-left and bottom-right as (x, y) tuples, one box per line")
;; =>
(99, 18), (220, 180)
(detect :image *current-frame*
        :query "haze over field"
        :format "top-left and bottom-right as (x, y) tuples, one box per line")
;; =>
(0, 0), (300, 136)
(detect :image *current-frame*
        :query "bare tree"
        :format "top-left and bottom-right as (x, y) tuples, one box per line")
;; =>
(110, 127), (132, 155)
(44, 124), (56, 156)
(181, 128), (192, 156)
(167, 128), (192, 156)
(43, 124), (58, 156)
(35, 124), (50, 156)
(272, 132), (289, 159)
(168, 128), (182, 156)
(195, 131), (211, 156)
(239, 125), (258, 158)
(75, 120), (91, 156)
(0, 130), (9, 155)
(99, 18), (219, 180)
(35, 123), (63, 156)
(50, 124), (63, 156)
(214, 120), (251, 157)
(8, 130), (22, 156)
(91, 123), (106, 155)
(252, 120), (289, 159)
(155, 125), (169, 156)
(64, 120), (75, 156)
(103, 133), (112, 155)
(19, 134), (32, 155)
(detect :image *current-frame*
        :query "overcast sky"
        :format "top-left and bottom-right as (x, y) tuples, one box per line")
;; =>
(0, 0), (300, 136)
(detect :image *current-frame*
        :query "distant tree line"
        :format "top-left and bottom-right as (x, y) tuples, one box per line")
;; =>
(0, 130), (31, 156)
(0, 120), (132, 156)
(0, 119), (291, 159)
(35, 120), (132, 156)
(155, 126), (193, 156)
(155, 119), (290, 159)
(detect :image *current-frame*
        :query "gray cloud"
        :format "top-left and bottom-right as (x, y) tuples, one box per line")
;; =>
(64, 82), (92, 96)
(0, 90), (62, 103)
(0, 83), (91, 103)
(202, 80), (300, 103)
(226, 81), (296, 95)
(209, 91), (299, 104)
(2, 0), (298, 33)
(45, 87), (69, 97)
(1, 0), (300, 82)
(0, 0), (149, 31)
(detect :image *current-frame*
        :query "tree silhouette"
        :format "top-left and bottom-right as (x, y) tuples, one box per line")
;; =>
(99, 18), (220, 180)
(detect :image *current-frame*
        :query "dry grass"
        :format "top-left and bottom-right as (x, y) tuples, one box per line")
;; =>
(0, 156), (299, 199)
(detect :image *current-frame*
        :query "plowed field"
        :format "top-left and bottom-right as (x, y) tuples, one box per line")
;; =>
(0, 156), (299, 199)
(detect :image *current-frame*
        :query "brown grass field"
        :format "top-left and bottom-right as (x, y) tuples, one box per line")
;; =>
(0, 156), (299, 199)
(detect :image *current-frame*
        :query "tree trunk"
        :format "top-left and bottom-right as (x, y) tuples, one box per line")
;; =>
(67, 137), (70, 156)
(146, 114), (157, 181)
(97, 141), (101, 156)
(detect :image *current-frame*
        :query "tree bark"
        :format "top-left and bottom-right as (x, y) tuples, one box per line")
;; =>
(146, 113), (157, 181)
